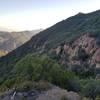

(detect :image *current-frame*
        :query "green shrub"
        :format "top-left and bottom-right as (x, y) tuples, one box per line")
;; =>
(0, 54), (80, 93)
(3, 78), (15, 88)
(35, 80), (51, 91)
(16, 81), (34, 92)
(81, 79), (100, 100)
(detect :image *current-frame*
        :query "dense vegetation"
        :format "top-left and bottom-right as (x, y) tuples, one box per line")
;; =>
(0, 54), (78, 91)
(0, 54), (100, 99)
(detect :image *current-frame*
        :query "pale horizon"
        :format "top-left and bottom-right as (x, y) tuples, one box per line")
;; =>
(0, 0), (100, 32)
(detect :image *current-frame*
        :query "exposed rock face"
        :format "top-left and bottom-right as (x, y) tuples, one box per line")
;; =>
(0, 86), (81, 100)
(54, 46), (62, 55)
(74, 34), (96, 54)
(53, 33), (100, 68)
(0, 89), (39, 100)
(93, 48), (100, 63)
(36, 87), (81, 100)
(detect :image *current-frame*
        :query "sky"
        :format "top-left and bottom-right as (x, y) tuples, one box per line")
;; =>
(0, 0), (100, 32)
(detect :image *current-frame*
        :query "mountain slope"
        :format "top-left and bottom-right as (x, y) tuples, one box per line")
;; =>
(0, 9), (99, 82)
(0, 10), (100, 100)
(1, 10), (100, 62)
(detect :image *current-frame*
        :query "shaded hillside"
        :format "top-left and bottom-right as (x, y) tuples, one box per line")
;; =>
(1, 10), (100, 62)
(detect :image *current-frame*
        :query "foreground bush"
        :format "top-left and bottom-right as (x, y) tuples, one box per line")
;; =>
(0, 54), (80, 92)
(81, 79), (100, 100)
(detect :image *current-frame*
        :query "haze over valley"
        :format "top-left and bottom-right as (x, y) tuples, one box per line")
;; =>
(0, 29), (42, 57)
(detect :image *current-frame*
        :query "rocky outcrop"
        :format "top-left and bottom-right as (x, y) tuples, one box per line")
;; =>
(53, 33), (100, 68)
(93, 48), (100, 63)
(0, 89), (39, 100)
(0, 86), (81, 100)
(36, 87), (81, 100)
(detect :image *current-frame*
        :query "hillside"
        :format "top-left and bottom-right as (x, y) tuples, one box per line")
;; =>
(0, 29), (42, 57)
(0, 10), (100, 64)
(0, 10), (100, 99)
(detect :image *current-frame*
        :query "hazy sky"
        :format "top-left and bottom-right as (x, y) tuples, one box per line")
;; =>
(0, 0), (100, 31)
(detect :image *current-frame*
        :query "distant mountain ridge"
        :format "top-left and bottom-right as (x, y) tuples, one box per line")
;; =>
(0, 29), (43, 56)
